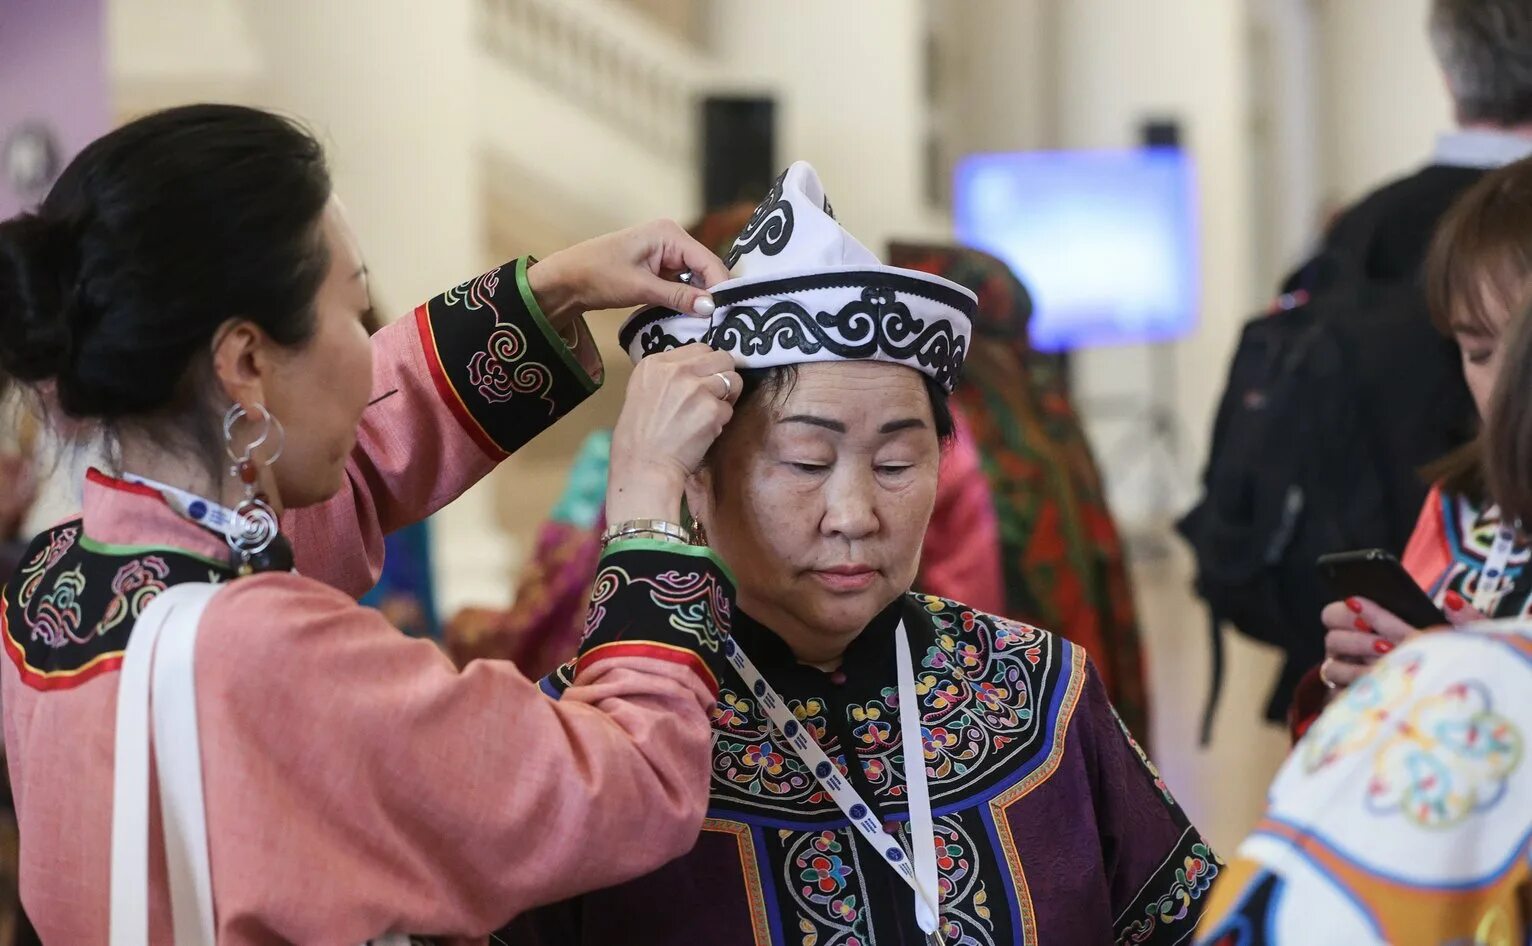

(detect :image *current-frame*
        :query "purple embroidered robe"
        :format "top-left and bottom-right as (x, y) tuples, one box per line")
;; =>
(506, 596), (1218, 945)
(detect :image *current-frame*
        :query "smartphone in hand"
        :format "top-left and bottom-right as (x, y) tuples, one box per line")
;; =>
(1316, 549), (1448, 628)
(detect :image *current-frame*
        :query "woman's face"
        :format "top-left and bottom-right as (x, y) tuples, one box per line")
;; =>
(689, 361), (942, 646)
(1454, 291), (1514, 419)
(261, 198), (374, 508)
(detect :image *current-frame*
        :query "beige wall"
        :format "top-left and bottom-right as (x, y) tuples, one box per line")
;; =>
(1052, 0), (1258, 519)
(1317, 0), (1455, 210)
(707, 0), (936, 250)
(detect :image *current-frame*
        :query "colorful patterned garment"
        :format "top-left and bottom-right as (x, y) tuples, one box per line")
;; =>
(1399, 483), (1532, 618)
(1196, 623), (1532, 945)
(888, 243), (1149, 742)
(1287, 482), (1532, 740)
(505, 594), (1217, 945)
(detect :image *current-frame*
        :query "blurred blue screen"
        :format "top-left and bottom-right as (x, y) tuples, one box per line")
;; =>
(954, 149), (1199, 352)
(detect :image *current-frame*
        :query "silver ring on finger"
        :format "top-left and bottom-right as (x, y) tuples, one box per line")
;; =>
(1319, 660), (1338, 690)
(714, 372), (732, 399)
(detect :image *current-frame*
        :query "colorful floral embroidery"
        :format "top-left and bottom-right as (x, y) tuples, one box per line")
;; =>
(1365, 679), (1522, 828)
(1303, 656), (1421, 773)
(801, 853), (853, 894)
(930, 815), (999, 946)
(784, 827), (870, 946)
(715, 691), (828, 800)
(847, 598), (1052, 801)
(1117, 841), (1222, 945)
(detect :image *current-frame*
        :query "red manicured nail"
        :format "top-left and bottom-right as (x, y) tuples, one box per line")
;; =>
(1346, 597), (1364, 614)
(1354, 618), (1371, 632)
(1445, 591), (1465, 611)
(1374, 639), (1394, 655)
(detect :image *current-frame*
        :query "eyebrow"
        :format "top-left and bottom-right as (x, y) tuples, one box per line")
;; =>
(777, 414), (928, 435)
(780, 414), (846, 433)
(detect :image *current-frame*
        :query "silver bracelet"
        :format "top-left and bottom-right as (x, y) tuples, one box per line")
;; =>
(600, 518), (691, 547)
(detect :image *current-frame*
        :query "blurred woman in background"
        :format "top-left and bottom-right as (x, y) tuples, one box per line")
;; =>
(1292, 157), (1532, 738)
(1196, 249), (1532, 946)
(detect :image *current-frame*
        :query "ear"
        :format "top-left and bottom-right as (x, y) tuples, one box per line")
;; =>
(209, 318), (271, 410)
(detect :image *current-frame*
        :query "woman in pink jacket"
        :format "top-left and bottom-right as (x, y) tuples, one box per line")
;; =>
(0, 104), (742, 943)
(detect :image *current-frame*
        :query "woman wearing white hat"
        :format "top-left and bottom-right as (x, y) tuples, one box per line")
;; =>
(509, 163), (1215, 946)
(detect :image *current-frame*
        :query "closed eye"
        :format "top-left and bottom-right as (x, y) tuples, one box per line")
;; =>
(790, 462), (829, 474)
(876, 464), (914, 476)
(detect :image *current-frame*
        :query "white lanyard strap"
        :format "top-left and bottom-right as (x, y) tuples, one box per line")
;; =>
(895, 621), (940, 936)
(723, 621), (941, 938)
(120, 473), (255, 544)
(1475, 515), (1520, 615)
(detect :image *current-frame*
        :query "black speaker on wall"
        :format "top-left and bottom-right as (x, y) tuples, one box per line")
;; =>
(701, 95), (776, 211)
(1140, 117), (1182, 149)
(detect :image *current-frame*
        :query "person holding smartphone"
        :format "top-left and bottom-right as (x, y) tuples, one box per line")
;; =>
(1195, 214), (1532, 946)
(1297, 156), (1532, 736)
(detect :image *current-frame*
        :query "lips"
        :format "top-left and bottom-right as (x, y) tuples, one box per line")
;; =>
(809, 565), (879, 592)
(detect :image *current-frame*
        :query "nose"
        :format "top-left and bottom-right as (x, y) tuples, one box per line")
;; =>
(820, 466), (879, 541)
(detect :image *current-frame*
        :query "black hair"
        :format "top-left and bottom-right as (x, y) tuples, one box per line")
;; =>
(0, 103), (332, 450)
(733, 364), (956, 444)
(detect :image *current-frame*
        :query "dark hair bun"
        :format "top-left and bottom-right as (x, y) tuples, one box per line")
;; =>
(0, 104), (332, 423)
(0, 212), (78, 387)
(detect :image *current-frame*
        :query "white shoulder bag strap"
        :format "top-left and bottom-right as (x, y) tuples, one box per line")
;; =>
(107, 581), (418, 946)
(110, 581), (222, 946)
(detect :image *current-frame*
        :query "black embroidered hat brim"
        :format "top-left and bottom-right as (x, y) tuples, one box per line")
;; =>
(620, 264), (977, 392)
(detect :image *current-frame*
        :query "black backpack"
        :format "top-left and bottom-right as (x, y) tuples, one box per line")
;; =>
(1178, 231), (1473, 739)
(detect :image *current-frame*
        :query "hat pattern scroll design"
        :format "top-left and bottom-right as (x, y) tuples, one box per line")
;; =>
(724, 168), (794, 268)
(710, 285), (969, 392)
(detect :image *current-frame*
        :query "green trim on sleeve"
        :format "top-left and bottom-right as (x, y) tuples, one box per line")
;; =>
(600, 538), (738, 587)
(515, 256), (599, 394)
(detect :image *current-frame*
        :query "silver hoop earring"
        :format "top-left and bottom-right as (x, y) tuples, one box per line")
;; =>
(222, 402), (292, 574)
(223, 402), (285, 466)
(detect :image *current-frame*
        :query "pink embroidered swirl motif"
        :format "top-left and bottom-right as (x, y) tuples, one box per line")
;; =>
(468, 348), (518, 403)
(448, 267), (557, 413)
(98, 556), (171, 635)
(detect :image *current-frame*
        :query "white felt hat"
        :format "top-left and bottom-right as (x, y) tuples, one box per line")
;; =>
(619, 161), (977, 392)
